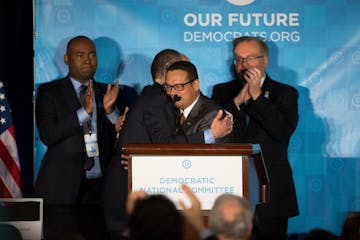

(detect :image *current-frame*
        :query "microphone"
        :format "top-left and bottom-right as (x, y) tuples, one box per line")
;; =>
(174, 95), (181, 102)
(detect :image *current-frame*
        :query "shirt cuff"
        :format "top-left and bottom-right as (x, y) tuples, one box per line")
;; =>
(106, 107), (120, 124)
(77, 107), (91, 125)
(204, 129), (215, 144)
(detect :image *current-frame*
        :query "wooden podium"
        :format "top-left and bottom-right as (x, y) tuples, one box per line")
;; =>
(122, 143), (269, 240)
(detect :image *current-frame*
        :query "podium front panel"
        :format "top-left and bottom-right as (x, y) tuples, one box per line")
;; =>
(131, 155), (243, 210)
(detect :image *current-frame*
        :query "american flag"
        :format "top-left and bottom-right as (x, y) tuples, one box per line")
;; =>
(0, 81), (22, 198)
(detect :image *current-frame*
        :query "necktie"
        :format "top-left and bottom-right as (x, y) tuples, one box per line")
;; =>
(179, 112), (185, 125)
(79, 85), (94, 170)
(79, 85), (87, 107)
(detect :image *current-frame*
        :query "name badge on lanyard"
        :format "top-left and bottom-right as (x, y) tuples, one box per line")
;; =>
(84, 133), (99, 157)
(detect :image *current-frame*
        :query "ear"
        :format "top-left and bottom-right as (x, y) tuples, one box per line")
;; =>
(193, 79), (200, 91)
(64, 54), (69, 65)
(263, 55), (269, 68)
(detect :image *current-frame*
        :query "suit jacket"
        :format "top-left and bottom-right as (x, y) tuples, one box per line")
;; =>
(34, 76), (120, 205)
(212, 74), (299, 219)
(179, 93), (220, 141)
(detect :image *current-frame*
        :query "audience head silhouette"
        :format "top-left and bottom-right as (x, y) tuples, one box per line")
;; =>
(341, 212), (360, 240)
(128, 194), (183, 240)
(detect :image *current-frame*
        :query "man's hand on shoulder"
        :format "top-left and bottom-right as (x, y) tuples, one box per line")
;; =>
(210, 109), (233, 139)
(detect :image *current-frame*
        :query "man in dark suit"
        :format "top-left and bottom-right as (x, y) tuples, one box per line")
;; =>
(212, 36), (299, 240)
(103, 49), (233, 239)
(34, 35), (124, 240)
(164, 60), (226, 142)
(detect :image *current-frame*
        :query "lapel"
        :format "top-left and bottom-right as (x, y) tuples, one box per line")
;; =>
(61, 76), (82, 113)
(183, 93), (204, 128)
(93, 80), (105, 140)
(261, 74), (273, 100)
(231, 79), (244, 98)
(93, 80), (104, 112)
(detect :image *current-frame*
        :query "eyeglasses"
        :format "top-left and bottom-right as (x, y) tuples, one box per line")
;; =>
(233, 55), (264, 65)
(163, 78), (196, 92)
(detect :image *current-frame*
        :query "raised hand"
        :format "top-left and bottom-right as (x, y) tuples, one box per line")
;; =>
(103, 80), (120, 114)
(126, 190), (147, 215)
(233, 83), (251, 106)
(115, 106), (129, 132)
(84, 80), (94, 114)
(179, 184), (205, 232)
(243, 67), (262, 100)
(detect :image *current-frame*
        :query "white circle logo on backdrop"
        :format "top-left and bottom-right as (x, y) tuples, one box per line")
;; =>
(226, 0), (255, 6)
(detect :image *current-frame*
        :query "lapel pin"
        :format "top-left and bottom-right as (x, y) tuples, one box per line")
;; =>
(265, 91), (270, 99)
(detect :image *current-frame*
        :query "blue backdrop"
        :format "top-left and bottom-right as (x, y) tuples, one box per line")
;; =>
(34, 0), (360, 234)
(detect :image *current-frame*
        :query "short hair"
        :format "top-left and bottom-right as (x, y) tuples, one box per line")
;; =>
(232, 36), (268, 56)
(166, 60), (198, 82)
(151, 49), (184, 81)
(128, 195), (183, 240)
(303, 228), (338, 240)
(66, 35), (94, 53)
(209, 194), (253, 239)
(341, 212), (360, 240)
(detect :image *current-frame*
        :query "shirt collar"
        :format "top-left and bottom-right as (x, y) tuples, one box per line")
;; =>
(182, 94), (200, 119)
(260, 74), (266, 88)
(70, 77), (89, 93)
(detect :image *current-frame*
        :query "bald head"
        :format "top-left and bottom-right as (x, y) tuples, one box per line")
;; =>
(209, 194), (253, 240)
(64, 35), (97, 83)
(151, 49), (188, 84)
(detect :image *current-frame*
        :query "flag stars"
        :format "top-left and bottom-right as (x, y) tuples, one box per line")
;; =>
(0, 82), (3, 88)
(0, 105), (5, 112)
(0, 94), (5, 100)
(0, 117), (6, 124)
